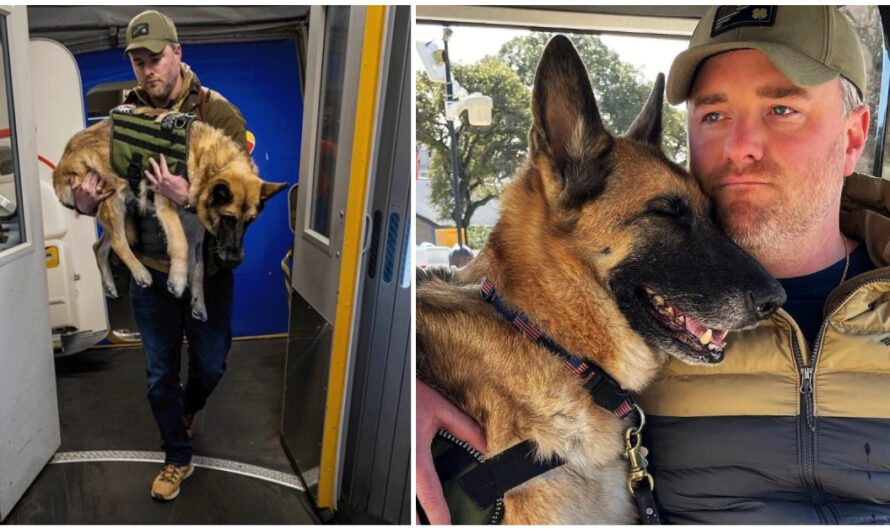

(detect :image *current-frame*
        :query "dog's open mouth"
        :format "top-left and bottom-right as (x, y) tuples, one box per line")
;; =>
(639, 287), (727, 362)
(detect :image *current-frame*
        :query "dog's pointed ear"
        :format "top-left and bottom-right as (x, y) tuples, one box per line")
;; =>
(209, 180), (233, 207)
(260, 181), (287, 203)
(530, 35), (612, 207)
(625, 73), (665, 148)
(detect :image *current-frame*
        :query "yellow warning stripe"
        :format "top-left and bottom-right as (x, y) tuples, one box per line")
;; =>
(317, 6), (386, 509)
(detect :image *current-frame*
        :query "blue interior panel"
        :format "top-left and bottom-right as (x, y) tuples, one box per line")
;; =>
(75, 40), (303, 337)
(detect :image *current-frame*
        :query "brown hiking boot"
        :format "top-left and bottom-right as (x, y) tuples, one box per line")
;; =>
(151, 462), (194, 501)
(185, 413), (196, 438)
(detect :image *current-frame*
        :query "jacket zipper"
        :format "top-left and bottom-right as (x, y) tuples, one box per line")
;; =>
(789, 329), (819, 504)
(791, 278), (890, 523)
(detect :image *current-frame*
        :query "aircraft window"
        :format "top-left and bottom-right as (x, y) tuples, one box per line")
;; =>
(0, 18), (24, 253)
(0, 145), (13, 175)
(309, 6), (350, 239)
(84, 80), (138, 125)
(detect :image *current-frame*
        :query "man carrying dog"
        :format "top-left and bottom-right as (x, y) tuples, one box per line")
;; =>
(72, 9), (248, 502)
(418, 5), (890, 523)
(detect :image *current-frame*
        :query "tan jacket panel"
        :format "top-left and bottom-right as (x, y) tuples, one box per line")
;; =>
(640, 172), (890, 420)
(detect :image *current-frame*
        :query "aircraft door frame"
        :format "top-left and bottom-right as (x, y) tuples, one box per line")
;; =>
(0, 5), (61, 521)
(292, 5), (366, 324)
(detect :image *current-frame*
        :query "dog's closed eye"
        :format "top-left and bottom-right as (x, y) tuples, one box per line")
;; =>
(646, 196), (688, 218)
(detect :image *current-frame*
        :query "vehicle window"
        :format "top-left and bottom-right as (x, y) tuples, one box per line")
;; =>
(839, 6), (882, 176)
(0, 17), (24, 253)
(417, 9), (886, 256)
(415, 23), (688, 252)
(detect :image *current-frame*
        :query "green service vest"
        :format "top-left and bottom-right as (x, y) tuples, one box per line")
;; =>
(110, 107), (198, 191)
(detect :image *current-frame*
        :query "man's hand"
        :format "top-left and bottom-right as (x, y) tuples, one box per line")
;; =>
(70, 170), (114, 216)
(145, 153), (189, 206)
(416, 379), (488, 525)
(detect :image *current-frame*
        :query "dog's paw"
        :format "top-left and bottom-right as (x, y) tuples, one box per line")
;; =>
(103, 283), (119, 299)
(133, 267), (153, 288)
(191, 299), (208, 322)
(167, 273), (187, 298)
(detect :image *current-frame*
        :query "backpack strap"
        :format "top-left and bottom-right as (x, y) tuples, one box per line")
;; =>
(184, 73), (209, 120)
(193, 76), (208, 120)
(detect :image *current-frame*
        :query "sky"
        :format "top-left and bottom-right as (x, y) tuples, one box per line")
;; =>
(414, 23), (690, 93)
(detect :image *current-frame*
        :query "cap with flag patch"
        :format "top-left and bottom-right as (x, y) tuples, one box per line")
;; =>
(125, 10), (179, 55)
(667, 6), (866, 105)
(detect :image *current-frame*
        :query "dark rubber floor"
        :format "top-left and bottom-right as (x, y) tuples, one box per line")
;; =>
(4, 462), (318, 524)
(3, 338), (321, 524)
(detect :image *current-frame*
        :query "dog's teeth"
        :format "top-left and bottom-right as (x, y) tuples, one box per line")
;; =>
(677, 315), (685, 325)
(644, 287), (656, 295)
(699, 329), (713, 344)
(664, 306), (674, 317)
(652, 295), (664, 307)
(707, 343), (719, 351)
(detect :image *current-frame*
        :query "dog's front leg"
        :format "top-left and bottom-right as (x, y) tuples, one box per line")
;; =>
(92, 230), (118, 298)
(178, 208), (207, 321)
(153, 195), (189, 297)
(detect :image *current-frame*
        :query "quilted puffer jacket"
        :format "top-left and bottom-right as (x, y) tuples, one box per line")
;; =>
(637, 173), (890, 524)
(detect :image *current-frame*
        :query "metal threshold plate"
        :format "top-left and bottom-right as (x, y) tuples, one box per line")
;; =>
(50, 450), (309, 490)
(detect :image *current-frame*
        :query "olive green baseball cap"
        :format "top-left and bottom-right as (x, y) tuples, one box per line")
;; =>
(667, 6), (866, 105)
(125, 10), (178, 54)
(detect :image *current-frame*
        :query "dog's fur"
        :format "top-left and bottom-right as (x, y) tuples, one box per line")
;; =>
(416, 36), (784, 524)
(53, 107), (286, 320)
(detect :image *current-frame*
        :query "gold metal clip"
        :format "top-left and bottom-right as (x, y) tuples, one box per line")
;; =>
(624, 404), (655, 495)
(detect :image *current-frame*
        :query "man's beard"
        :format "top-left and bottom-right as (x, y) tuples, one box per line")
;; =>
(704, 135), (845, 257)
(146, 78), (174, 104)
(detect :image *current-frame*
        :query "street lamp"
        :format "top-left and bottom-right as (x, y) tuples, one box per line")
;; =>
(416, 27), (493, 267)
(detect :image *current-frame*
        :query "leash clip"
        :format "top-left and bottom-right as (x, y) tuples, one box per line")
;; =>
(624, 404), (654, 495)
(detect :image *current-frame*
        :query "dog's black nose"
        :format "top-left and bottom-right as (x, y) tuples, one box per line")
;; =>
(747, 286), (786, 321)
(214, 248), (244, 269)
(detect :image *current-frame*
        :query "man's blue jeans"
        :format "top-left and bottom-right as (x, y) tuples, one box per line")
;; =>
(130, 267), (234, 465)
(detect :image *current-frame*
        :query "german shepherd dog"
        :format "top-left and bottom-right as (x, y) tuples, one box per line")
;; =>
(53, 107), (286, 320)
(416, 36), (786, 524)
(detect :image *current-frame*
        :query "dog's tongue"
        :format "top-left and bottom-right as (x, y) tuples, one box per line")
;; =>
(684, 315), (727, 346)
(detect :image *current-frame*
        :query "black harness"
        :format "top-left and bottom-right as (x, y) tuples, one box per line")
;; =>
(427, 279), (663, 524)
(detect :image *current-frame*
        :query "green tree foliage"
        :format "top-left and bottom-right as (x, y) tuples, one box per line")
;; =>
(417, 57), (530, 230)
(417, 32), (689, 233)
(466, 225), (493, 250)
(498, 32), (688, 163)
